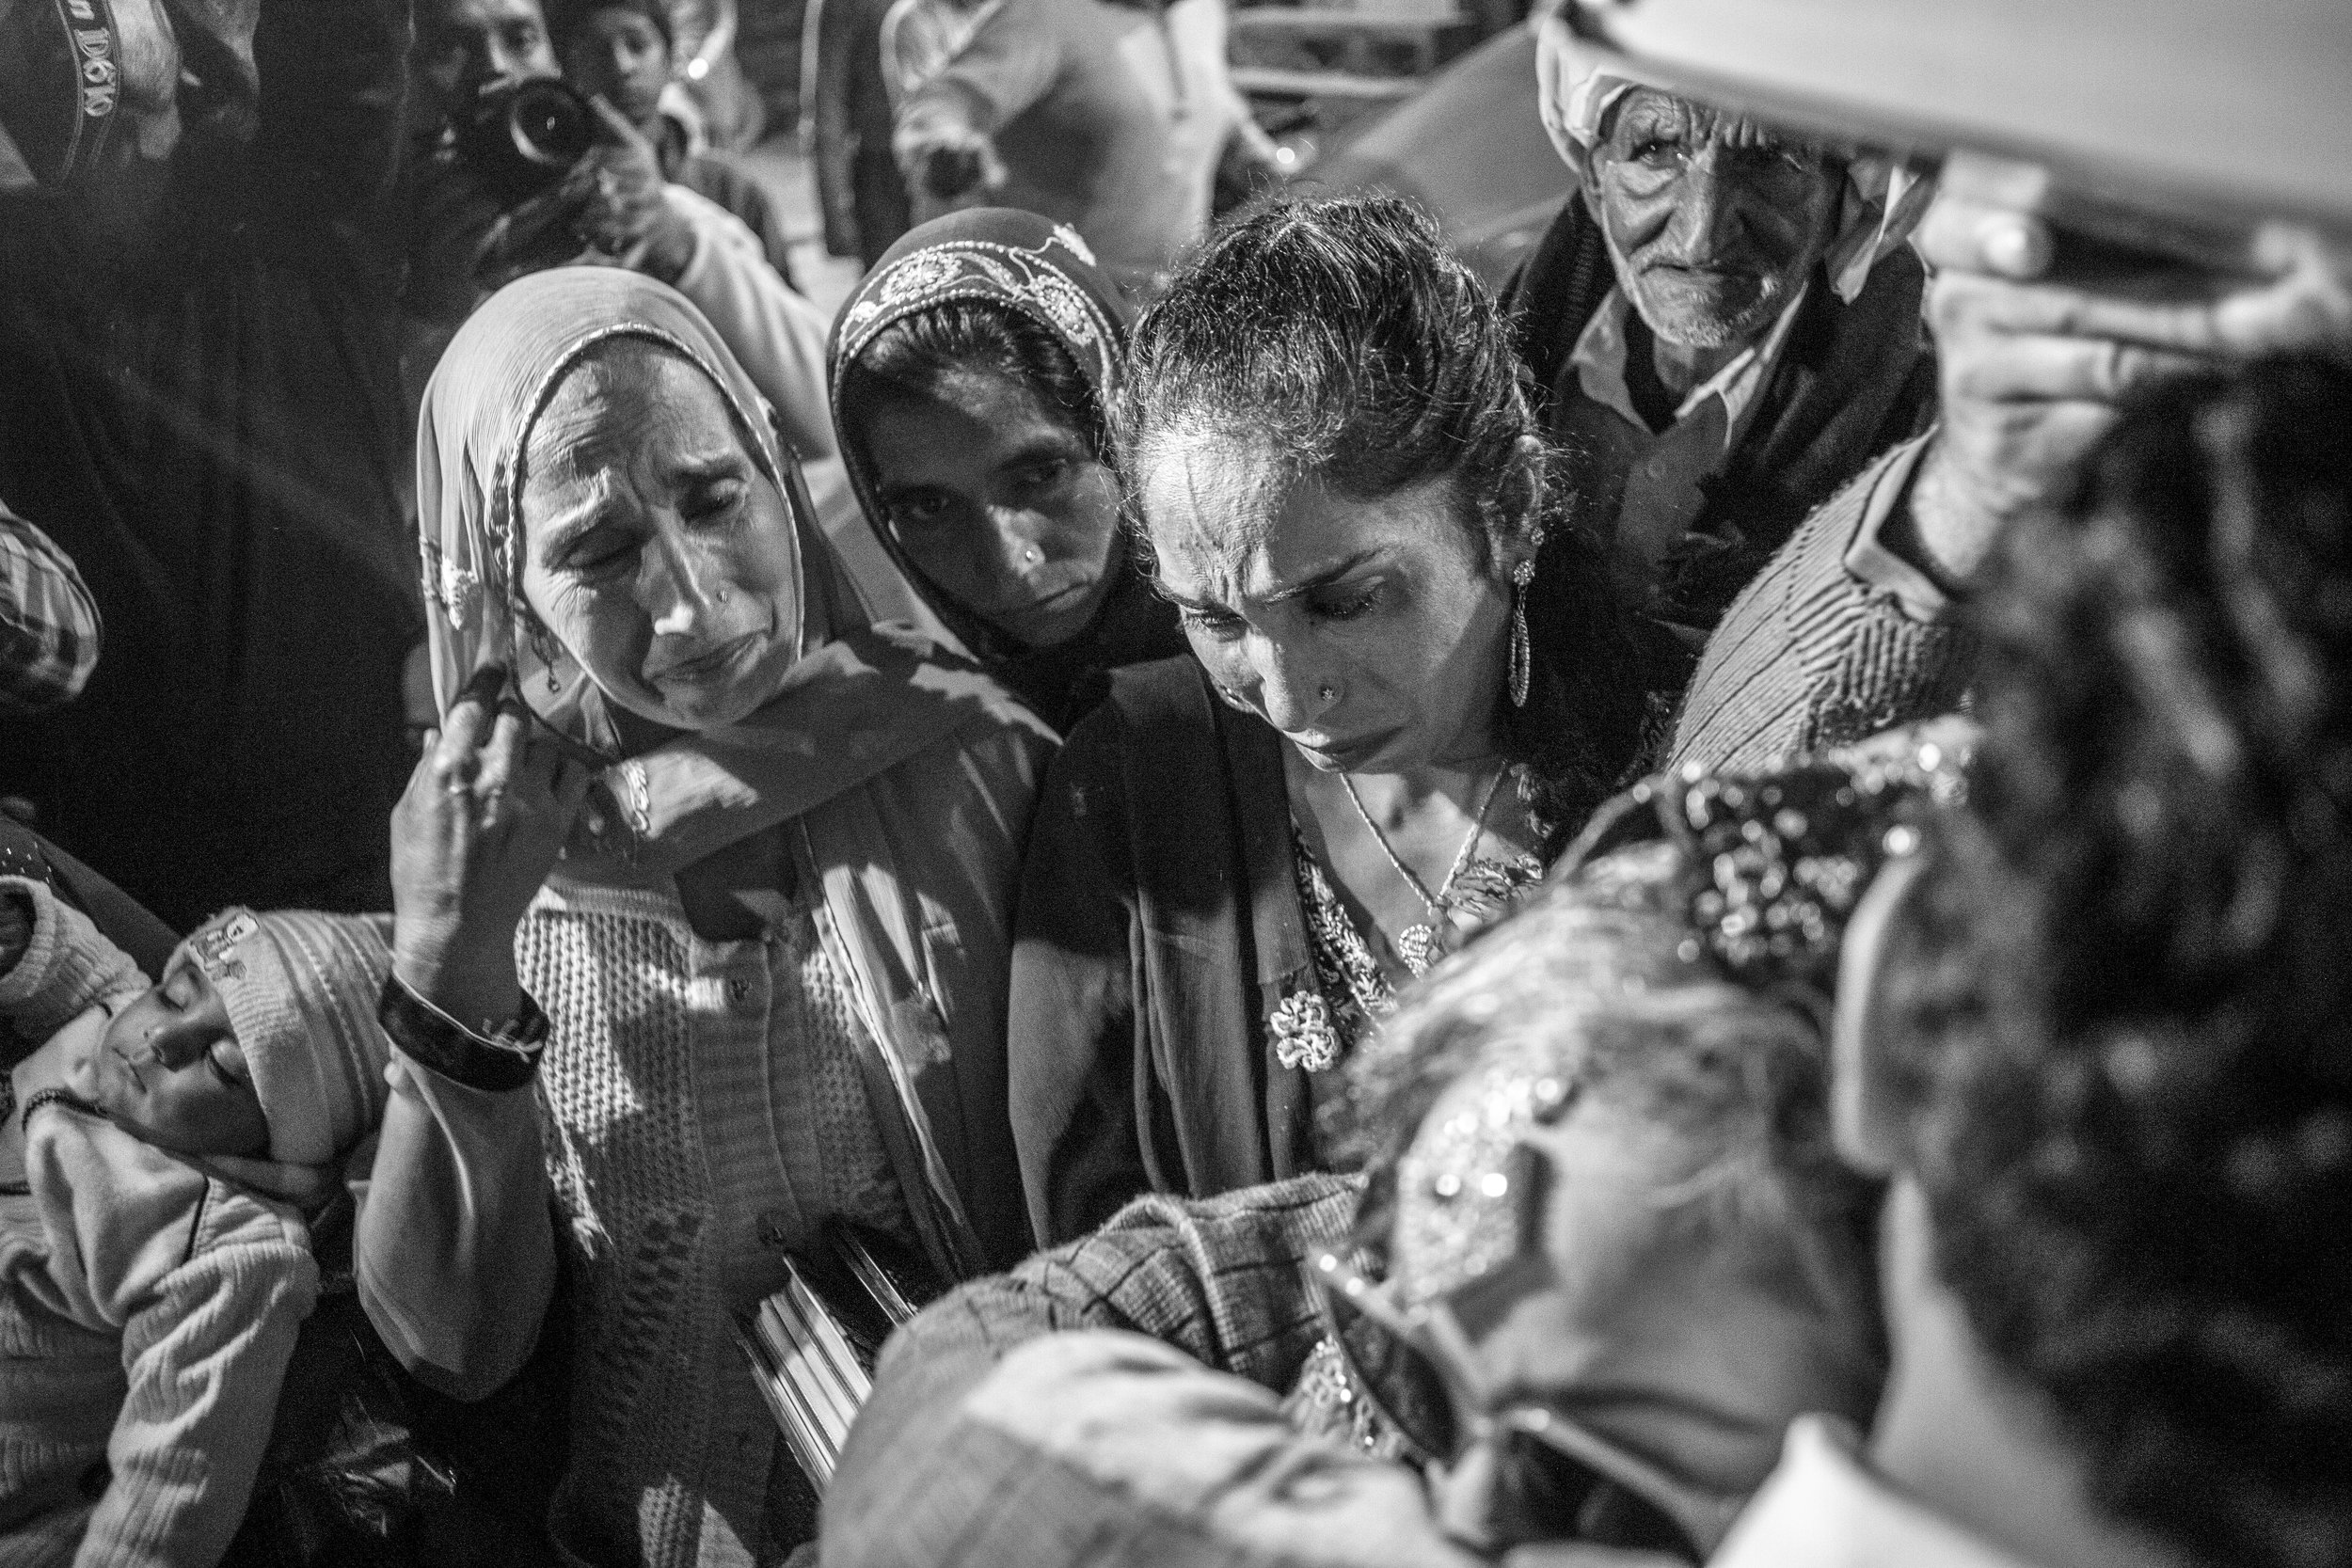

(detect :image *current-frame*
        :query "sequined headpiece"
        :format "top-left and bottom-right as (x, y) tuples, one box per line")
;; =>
(1562, 727), (1972, 1000)
(1384, 730), (1970, 1306)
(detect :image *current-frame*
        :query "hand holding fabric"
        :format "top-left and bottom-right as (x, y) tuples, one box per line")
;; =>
(390, 666), (592, 1031)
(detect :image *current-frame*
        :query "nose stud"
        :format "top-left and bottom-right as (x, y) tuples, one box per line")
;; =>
(1319, 685), (1336, 702)
(1023, 546), (1041, 564)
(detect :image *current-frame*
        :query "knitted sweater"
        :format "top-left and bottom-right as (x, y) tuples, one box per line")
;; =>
(1670, 436), (1978, 772)
(522, 876), (915, 1568)
(0, 881), (318, 1568)
(348, 715), (1046, 1567)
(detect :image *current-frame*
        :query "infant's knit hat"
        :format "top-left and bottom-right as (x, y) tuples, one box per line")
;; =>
(183, 909), (397, 1166)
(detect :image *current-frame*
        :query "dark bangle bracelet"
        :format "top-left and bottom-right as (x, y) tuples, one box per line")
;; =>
(377, 974), (548, 1093)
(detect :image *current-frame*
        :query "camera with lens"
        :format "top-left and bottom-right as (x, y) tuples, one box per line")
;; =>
(453, 77), (597, 201)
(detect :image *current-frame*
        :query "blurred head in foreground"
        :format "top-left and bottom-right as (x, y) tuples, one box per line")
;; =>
(1327, 746), (1962, 1556)
(1840, 354), (2352, 1568)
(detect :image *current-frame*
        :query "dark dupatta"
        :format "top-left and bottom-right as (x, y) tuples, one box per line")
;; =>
(1010, 657), (1326, 1243)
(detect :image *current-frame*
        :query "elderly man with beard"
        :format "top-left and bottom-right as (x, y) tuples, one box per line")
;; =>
(1506, 18), (1936, 644)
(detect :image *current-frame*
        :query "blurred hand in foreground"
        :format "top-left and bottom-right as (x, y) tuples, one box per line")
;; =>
(1911, 150), (2352, 580)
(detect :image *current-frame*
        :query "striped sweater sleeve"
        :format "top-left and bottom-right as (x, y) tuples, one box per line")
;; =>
(1670, 436), (1978, 774)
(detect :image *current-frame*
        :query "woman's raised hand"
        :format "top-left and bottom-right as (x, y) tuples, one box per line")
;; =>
(390, 666), (594, 1029)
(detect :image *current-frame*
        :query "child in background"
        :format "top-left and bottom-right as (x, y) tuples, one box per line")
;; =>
(0, 879), (393, 1568)
(548, 0), (801, 286)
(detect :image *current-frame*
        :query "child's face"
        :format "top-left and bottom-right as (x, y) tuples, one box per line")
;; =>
(562, 8), (671, 128)
(86, 950), (269, 1159)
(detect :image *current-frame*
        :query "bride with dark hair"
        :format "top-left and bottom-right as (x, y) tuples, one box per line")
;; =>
(1009, 194), (1685, 1243)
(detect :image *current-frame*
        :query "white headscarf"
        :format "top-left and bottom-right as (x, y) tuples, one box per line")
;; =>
(415, 265), (1037, 873)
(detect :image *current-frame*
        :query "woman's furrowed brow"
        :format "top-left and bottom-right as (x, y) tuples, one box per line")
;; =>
(534, 497), (610, 559)
(1263, 548), (1385, 604)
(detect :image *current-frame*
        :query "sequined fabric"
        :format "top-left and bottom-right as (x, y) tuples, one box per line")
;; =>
(1391, 1056), (1579, 1308)
(1279, 1336), (1414, 1461)
(1289, 824), (1395, 1061)
(1581, 733), (1970, 996)
(1287, 824), (1549, 1165)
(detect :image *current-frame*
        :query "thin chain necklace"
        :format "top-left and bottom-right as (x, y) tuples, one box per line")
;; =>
(1336, 765), (1507, 975)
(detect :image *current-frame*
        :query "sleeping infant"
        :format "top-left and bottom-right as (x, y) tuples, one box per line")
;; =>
(0, 876), (393, 1568)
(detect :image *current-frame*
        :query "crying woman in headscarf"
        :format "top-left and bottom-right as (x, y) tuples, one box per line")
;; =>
(366, 263), (1054, 1566)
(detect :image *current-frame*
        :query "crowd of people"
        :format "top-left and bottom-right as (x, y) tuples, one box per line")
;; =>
(3, 0), (2351, 1566)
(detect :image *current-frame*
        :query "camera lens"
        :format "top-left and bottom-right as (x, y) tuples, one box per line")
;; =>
(508, 79), (596, 168)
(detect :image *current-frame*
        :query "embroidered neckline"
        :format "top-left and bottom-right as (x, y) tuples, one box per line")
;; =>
(1289, 822), (1394, 1069)
(1283, 825), (1548, 1075)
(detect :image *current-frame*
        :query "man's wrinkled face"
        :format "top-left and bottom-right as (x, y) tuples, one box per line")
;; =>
(1588, 89), (1842, 350)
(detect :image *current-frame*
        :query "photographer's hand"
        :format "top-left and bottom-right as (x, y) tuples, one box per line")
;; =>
(1907, 151), (2352, 585)
(471, 175), (596, 294)
(572, 95), (697, 284)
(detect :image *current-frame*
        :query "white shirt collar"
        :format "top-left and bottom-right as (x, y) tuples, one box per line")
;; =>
(1709, 1418), (2047, 1568)
(1568, 280), (1812, 450)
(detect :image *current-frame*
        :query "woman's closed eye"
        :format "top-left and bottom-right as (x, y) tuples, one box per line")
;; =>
(564, 528), (640, 578)
(1308, 582), (1382, 624)
(1176, 604), (1248, 640)
(684, 478), (748, 528)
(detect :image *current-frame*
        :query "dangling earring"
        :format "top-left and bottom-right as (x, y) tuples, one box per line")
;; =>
(1508, 558), (1536, 708)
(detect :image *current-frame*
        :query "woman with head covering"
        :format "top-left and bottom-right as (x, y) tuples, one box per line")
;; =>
(828, 209), (1188, 733)
(365, 263), (1054, 1566)
(823, 741), (1960, 1568)
(1009, 195), (1678, 1244)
